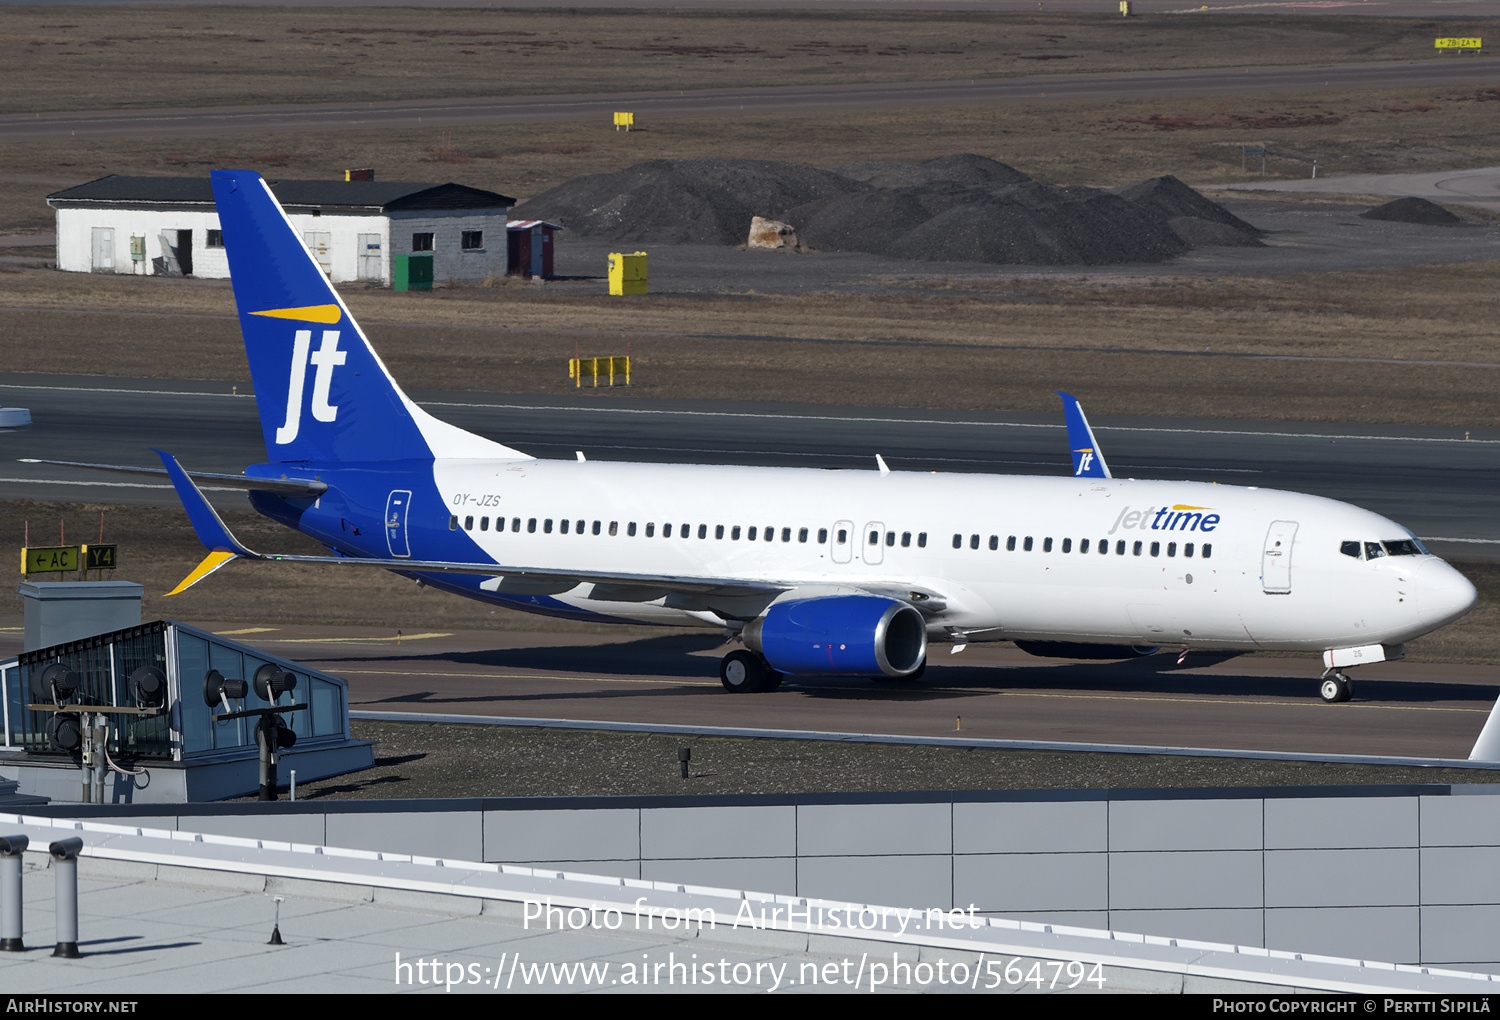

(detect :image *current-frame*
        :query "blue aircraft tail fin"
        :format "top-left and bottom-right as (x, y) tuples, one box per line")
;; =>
(1056, 391), (1112, 479)
(209, 170), (528, 464)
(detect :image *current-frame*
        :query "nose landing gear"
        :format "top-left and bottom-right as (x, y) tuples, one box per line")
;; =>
(1319, 670), (1354, 704)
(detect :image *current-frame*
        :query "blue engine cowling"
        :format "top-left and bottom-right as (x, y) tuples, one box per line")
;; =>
(741, 595), (928, 677)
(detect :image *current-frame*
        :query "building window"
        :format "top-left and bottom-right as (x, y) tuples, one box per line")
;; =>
(412, 233), (434, 252)
(206, 229), (223, 248)
(461, 230), (483, 250)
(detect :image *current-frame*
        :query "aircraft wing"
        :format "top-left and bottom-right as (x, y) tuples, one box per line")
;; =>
(20, 457), (327, 496)
(1055, 391), (1112, 479)
(155, 450), (793, 600)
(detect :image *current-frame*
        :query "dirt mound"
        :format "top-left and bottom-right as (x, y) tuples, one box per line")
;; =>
(518, 157), (1249, 265)
(1111, 175), (1262, 247)
(830, 153), (1033, 190)
(511, 158), (860, 246)
(1360, 197), (1462, 225)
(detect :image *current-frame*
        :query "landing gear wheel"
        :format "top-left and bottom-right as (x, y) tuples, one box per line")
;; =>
(721, 650), (771, 693)
(1319, 672), (1353, 704)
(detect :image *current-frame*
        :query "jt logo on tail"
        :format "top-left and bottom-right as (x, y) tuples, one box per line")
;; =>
(276, 329), (347, 445)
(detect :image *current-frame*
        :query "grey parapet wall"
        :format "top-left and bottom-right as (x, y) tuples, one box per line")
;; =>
(20, 783), (1500, 969)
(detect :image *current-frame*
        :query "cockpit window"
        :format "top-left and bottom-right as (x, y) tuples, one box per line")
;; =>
(1382, 539), (1423, 557)
(1364, 542), (1386, 560)
(1340, 541), (1362, 559)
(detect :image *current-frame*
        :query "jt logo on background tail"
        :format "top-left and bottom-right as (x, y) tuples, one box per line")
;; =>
(276, 329), (347, 444)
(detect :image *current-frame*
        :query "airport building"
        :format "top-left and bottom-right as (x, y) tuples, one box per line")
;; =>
(47, 175), (516, 286)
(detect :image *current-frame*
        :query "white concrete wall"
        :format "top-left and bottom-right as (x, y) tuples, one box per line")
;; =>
(54, 207), (394, 284)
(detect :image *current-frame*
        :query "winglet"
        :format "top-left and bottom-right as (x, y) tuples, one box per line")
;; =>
(165, 550), (239, 597)
(154, 449), (258, 557)
(1055, 391), (1112, 479)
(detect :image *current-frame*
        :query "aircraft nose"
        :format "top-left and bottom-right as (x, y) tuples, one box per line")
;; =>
(1416, 559), (1479, 629)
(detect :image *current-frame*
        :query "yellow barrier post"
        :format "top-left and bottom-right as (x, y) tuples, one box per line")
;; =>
(608, 252), (648, 296)
(613, 112), (635, 131)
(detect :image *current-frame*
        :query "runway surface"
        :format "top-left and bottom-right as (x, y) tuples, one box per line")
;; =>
(3, 373), (1497, 559)
(3, 58), (1497, 142)
(1226, 165), (1500, 213)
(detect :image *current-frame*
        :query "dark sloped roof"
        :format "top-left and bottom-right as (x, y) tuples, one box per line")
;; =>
(47, 175), (514, 211)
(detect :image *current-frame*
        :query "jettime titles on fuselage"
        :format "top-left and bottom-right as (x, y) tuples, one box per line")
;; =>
(1107, 505), (1221, 536)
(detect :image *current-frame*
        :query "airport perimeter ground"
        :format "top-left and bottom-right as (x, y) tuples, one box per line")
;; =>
(6, 4), (1500, 795)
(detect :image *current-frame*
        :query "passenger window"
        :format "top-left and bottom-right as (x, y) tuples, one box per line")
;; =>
(883, 531), (893, 546)
(835, 528), (845, 545)
(544, 519), (553, 534)
(511, 518), (520, 532)
(1167, 542), (1176, 557)
(1062, 538), (1072, 553)
(480, 517), (489, 532)
(765, 527), (774, 543)
(1007, 536), (1016, 551)
(449, 515), (458, 531)
(749, 526), (758, 541)
(684, 524), (693, 540)
(918, 533), (927, 548)
(560, 519), (570, 534)
(1043, 537), (1053, 553)
(1080, 539), (1090, 553)
(464, 516), (474, 531)
(782, 528), (792, 542)
(732, 526), (742, 540)
(663, 523), (673, 538)
(1149, 541), (1159, 557)
(715, 525), (725, 539)
(698, 524), (708, 539)
(628, 522), (637, 537)
(819, 528), (829, 543)
(1133, 541), (1143, 556)
(647, 523), (656, 538)
(1024, 536), (1033, 552)
(989, 535), (998, 551)
(902, 532), (911, 547)
(953, 534), (962, 549)
(1365, 542), (1385, 559)
(870, 530), (880, 546)
(1185, 543), (1194, 557)
(1202, 544), (1213, 559)
(1116, 540), (1126, 555)
(609, 521), (618, 536)
(803, 528), (812, 544)
(970, 534), (980, 550)
(593, 520), (602, 536)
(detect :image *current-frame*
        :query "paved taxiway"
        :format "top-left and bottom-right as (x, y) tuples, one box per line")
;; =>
(3, 373), (1498, 559)
(0, 622), (1487, 761)
(3, 58), (1496, 143)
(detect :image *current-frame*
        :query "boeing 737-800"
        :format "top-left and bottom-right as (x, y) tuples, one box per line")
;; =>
(71, 169), (1481, 704)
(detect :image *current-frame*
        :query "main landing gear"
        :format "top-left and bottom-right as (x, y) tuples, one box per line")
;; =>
(720, 650), (784, 693)
(1319, 670), (1355, 704)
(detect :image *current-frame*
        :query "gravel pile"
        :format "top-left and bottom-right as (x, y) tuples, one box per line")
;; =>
(515, 155), (1257, 265)
(1360, 197), (1462, 225)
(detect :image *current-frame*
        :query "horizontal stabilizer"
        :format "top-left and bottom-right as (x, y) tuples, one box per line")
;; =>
(20, 458), (326, 496)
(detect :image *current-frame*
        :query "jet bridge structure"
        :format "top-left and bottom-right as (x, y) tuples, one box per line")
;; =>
(0, 620), (373, 803)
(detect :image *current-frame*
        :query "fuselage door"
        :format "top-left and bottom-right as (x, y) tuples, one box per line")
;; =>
(1262, 520), (1298, 594)
(831, 521), (854, 564)
(862, 521), (885, 565)
(386, 490), (413, 559)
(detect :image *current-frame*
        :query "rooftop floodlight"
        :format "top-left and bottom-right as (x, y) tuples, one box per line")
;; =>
(30, 663), (80, 707)
(46, 713), (82, 754)
(128, 665), (166, 708)
(203, 669), (248, 713)
(252, 664), (297, 703)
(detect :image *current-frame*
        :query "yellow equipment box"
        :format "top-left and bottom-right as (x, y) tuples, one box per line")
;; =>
(608, 251), (647, 296)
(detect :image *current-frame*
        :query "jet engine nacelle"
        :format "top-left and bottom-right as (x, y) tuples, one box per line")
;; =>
(742, 595), (927, 677)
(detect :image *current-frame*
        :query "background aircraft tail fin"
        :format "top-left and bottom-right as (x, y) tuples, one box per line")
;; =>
(1056, 391), (1113, 479)
(209, 170), (528, 464)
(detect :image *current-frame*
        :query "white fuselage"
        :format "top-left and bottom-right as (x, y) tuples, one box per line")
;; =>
(427, 459), (1477, 653)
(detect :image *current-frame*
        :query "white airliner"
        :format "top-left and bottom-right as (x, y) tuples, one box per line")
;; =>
(94, 170), (1483, 704)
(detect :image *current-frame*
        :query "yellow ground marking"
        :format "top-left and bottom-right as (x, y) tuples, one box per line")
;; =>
(255, 632), (453, 644)
(250, 304), (341, 324)
(336, 668), (716, 687)
(213, 627), (279, 636)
